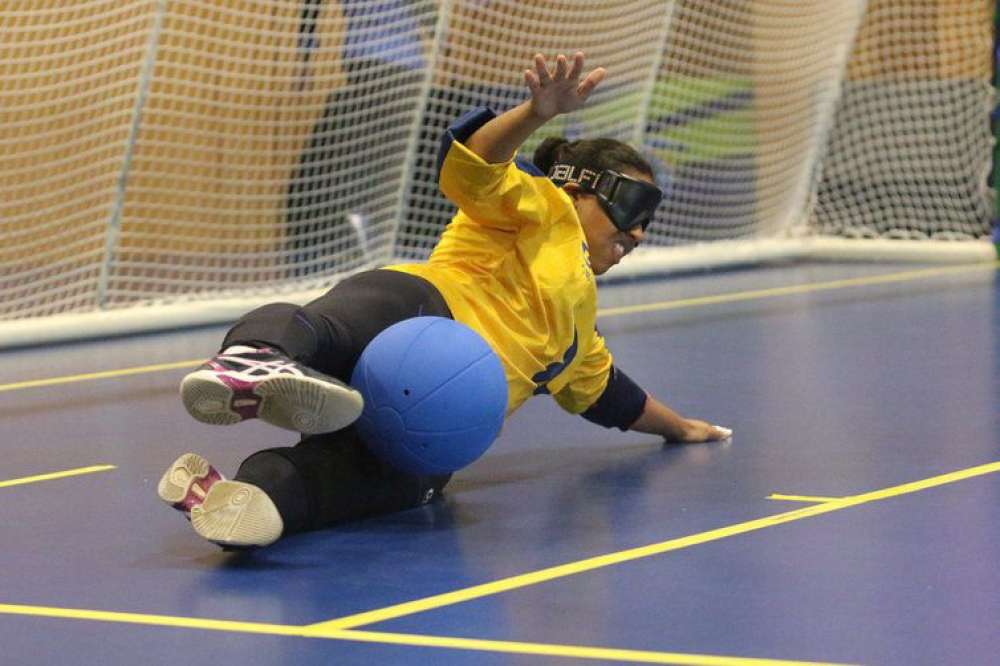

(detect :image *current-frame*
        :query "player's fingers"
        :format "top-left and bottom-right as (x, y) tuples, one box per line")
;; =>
(534, 54), (552, 84)
(576, 67), (606, 98)
(554, 53), (568, 80)
(711, 425), (733, 441)
(567, 51), (584, 80)
(525, 69), (541, 93)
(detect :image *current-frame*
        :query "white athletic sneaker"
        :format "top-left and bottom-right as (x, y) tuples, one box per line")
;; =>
(180, 345), (364, 434)
(158, 453), (283, 548)
(190, 480), (284, 548)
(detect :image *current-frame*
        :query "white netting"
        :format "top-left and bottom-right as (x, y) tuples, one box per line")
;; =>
(0, 0), (994, 333)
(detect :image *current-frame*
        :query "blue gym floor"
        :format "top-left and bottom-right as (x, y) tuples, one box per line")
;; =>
(1, 260), (997, 666)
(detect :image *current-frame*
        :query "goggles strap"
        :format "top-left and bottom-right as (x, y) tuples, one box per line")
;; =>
(549, 163), (662, 232)
(548, 164), (603, 191)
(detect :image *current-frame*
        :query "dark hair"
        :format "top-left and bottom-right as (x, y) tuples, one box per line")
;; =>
(533, 136), (654, 180)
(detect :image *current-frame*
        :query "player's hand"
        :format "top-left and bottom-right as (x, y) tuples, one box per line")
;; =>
(670, 419), (733, 444)
(524, 52), (606, 121)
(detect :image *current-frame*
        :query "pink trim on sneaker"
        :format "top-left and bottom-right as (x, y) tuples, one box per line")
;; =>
(172, 466), (224, 515)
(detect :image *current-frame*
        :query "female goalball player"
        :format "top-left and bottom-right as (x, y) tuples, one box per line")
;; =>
(158, 52), (732, 548)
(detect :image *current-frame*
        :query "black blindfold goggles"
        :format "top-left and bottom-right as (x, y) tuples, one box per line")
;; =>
(548, 163), (663, 232)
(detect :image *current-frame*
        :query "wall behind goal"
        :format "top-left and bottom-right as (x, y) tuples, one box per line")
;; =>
(3, 2), (150, 318)
(814, 0), (994, 241)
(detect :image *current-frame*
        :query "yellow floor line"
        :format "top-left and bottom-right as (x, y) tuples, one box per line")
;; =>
(767, 494), (842, 504)
(0, 465), (116, 490)
(311, 628), (857, 666)
(0, 360), (202, 393)
(597, 260), (999, 319)
(0, 604), (853, 666)
(2, 261), (996, 395)
(0, 604), (302, 637)
(309, 459), (1000, 631)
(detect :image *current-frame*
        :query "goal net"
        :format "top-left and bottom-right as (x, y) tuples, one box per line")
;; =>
(1, 0), (995, 346)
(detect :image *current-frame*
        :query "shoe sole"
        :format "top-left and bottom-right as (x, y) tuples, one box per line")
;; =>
(157, 452), (217, 508)
(180, 371), (364, 434)
(190, 481), (283, 547)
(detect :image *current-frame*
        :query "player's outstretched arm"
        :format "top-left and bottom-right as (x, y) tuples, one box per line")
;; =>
(464, 52), (606, 164)
(629, 394), (732, 444)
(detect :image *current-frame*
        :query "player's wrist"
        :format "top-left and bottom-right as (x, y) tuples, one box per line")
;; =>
(661, 421), (691, 443)
(515, 97), (556, 127)
(527, 99), (558, 122)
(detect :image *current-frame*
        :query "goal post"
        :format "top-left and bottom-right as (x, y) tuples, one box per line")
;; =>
(1, 0), (995, 349)
(994, 0), (1000, 251)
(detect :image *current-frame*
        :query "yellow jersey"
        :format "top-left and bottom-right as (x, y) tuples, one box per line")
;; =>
(387, 108), (614, 417)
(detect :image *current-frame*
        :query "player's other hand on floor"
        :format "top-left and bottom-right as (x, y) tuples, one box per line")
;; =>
(667, 419), (733, 445)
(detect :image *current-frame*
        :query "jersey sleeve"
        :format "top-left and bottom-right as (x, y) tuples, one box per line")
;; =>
(551, 328), (615, 414)
(437, 107), (561, 232)
(553, 329), (648, 430)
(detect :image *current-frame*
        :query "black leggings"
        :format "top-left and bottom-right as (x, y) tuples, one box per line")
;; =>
(225, 269), (454, 535)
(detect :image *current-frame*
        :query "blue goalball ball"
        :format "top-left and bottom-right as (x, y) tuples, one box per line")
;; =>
(350, 316), (508, 476)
